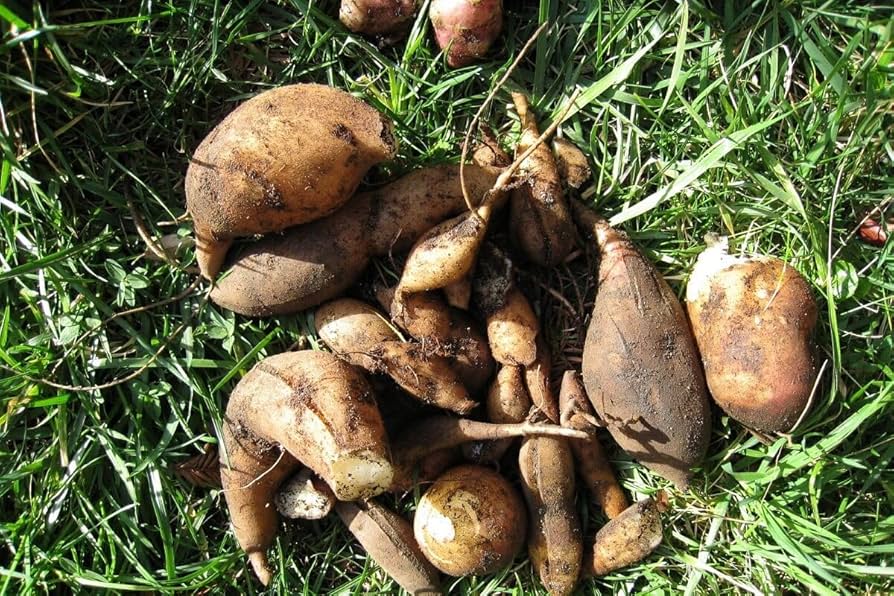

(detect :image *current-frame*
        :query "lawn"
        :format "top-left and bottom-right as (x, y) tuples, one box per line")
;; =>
(1, 0), (893, 594)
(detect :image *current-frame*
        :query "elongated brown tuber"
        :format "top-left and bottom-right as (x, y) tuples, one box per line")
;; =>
(509, 92), (576, 267)
(559, 371), (628, 519)
(519, 413), (583, 596)
(337, 500), (442, 594)
(573, 202), (711, 489)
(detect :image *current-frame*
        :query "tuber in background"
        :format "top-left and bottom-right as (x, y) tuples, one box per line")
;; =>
(1, 1), (892, 594)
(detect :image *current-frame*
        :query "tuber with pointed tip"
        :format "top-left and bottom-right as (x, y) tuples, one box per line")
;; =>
(572, 201), (711, 489)
(686, 236), (818, 432)
(509, 92), (576, 267)
(430, 0), (503, 68)
(186, 84), (397, 279)
(219, 351), (393, 584)
(414, 465), (526, 576)
(552, 137), (591, 189)
(315, 298), (477, 414)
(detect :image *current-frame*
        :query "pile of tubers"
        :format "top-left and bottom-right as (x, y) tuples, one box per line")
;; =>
(184, 83), (820, 592)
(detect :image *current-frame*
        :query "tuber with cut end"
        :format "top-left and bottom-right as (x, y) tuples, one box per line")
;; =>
(210, 164), (499, 317)
(519, 411), (583, 596)
(430, 0), (503, 68)
(509, 92), (576, 267)
(274, 468), (335, 520)
(587, 497), (663, 576)
(186, 84), (397, 279)
(686, 236), (818, 432)
(414, 465), (526, 576)
(337, 500), (443, 595)
(220, 351), (393, 584)
(573, 202), (711, 489)
(559, 371), (628, 519)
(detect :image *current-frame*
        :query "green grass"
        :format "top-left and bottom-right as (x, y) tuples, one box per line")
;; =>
(1, 0), (893, 593)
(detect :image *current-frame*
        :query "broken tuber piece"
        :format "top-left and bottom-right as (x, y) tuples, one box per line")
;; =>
(559, 371), (629, 519)
(274, 468), (336, 520)
(572, 202), (711, 489)
(587, 497), (663, 576)
(337, 500), (443, 595)
(414, 465), (526, 575)
(552, 137), (591, 189)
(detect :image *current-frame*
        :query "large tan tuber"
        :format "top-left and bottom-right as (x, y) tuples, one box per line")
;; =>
(186, 84), (397, 278)
(686, 236), (818, 432)
(210, 164), (499, 316)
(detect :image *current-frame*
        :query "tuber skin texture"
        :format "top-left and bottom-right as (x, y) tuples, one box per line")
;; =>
(686, 237), (818, 432)
(552, 137), (591, 190)
(186, 84), (397, 279)
(573, 203), (711, 489)
(443, 277), (472, 310)
(509, 92), (576, 267)
(414, 465), (526, 576)
(314, 298), (476, 414)
(220, 351), (393, 584)
(472, 244), (539, 366)
(372, 340), (477, 414)
(465, 364), (531, 463)
(336, 500), (443, 595)
(519, 414), (583, 596)
(210, 164), (499, 317)
(339, 0), (417, 38)
(587, 497), (663, 576)
(524, 335), (560, 423)
(274, 468), (336, 520)
(377, 287), (494, 395)
(559, 371), (629, 520)
(430, 0), (503, 68)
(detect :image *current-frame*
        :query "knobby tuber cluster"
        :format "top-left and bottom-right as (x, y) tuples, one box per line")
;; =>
(177, 82), (820, 593)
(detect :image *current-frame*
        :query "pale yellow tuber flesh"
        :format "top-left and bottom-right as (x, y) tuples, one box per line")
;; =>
(274, 468), (336, 521)
(414, 465), (526, 576)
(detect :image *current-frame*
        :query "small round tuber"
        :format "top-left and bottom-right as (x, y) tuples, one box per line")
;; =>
(414, 465), (526, 576)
